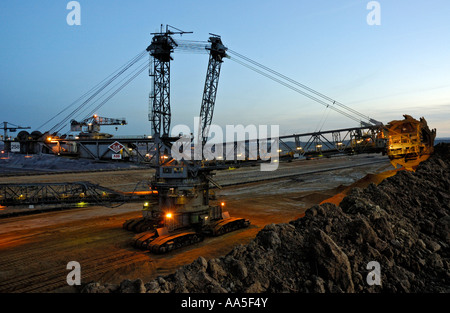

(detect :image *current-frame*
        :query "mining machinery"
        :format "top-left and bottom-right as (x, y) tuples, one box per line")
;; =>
(123, 26), (249, 253)
(70, 114), (127, 139)
(2, 122), (31, 141)
(1, 122), (31, 153)
(382, 115), (436, 170)
(334, 114), (436, 170)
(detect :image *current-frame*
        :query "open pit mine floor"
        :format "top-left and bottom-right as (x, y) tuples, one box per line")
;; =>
(0, 154), (393, 293)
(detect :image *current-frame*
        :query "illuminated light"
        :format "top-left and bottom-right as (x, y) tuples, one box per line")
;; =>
(165, 213), (173, 219)
(144, 202), (149, 207)
(277, 149), (282, 153)
(336, 142), (343, 146)
(316, 144), (322, 148)
(221, 202), (225, 207)
(93, 114), (98, 118)
(296, 147), (303, 150)
(46, 136), (52, 142)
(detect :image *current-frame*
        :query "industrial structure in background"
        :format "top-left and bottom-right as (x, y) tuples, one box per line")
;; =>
(1, 27), (435, 169)
(0, 25), (436, 253)
(70, 115), (127, 139)
(2, 122), (30, 141)
(0, 181), (153, 208)
(1, 122), (30, 153)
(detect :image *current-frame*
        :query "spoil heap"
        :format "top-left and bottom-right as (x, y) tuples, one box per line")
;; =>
(82, 144), (450, 293)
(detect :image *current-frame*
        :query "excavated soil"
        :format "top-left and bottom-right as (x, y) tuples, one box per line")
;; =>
(82, 144), (450, 293)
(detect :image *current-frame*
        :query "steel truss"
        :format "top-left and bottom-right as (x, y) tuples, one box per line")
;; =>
(0, 181), (154, 206)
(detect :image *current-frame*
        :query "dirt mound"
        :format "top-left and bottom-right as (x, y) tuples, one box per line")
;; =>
(320, 169), (400, 206)
(81, 144), (450, 293)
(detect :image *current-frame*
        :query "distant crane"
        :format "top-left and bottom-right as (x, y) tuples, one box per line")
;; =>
(70, 114), (127, 139)
(1, 122), (31, 141)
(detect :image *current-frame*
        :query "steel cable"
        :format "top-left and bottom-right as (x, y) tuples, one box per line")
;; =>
(228, 49), (377, 125)
(48, 50), (148, 134)
(229, 56), (362, 124)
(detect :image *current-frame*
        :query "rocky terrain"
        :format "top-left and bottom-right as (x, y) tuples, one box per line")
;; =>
(81, 143), (450, 293)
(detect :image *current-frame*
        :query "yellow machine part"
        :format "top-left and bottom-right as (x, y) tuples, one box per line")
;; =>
(384, 115), (436, 171)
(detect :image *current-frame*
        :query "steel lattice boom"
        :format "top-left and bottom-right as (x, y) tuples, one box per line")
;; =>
(147, 34), (175, 138)
(199, 35), (228, 146)
(147, 25), (192, 138)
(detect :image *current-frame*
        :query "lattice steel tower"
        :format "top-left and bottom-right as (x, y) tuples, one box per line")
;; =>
(199, 35), (228, 146)
(147, 25), (191, 138)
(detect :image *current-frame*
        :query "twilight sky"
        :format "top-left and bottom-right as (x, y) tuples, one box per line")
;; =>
(1, 0), (449, 137)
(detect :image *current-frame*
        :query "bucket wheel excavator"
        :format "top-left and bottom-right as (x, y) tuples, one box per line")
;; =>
(382, 114), (436, 170)
(123, 26), (249, 253)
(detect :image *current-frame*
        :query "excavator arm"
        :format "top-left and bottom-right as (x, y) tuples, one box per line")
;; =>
(198, 35), (228, 147)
